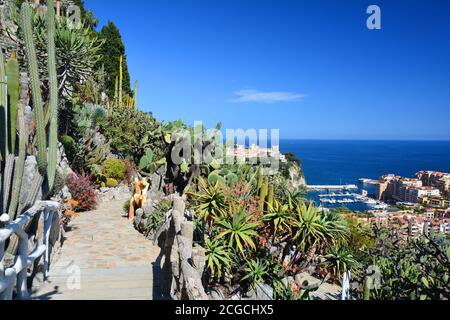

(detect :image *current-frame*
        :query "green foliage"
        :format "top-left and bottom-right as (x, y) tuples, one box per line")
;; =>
(6, 53), (19, 153)
(61, 135), (76, 160)
(208, 171), (220, 185)
(263, 199), (292, 239)
(323, 246), (360, 280)
(188, 177), (228, 222)
(0, 49), (6, 161)
(72, 103), (106, 138)
(101, 107), (162, 163)
(145, 199), (172, 235)
(290, 202), (349, 253)
(139, 147), (154, 171)
(106, 178), (118, 188)
(52, 19), (104, 96)
(98, 21), (131, 98)
(216, 210), (260, 255)
(102, 158), (126, 180)
(242, 258), (269, 289)
(123, 199), (131, 214)
(21, 2), (46, 173)
(360, 230), (450, 300)
(46, 0), (58, 191)
(205, 237), (231, 279)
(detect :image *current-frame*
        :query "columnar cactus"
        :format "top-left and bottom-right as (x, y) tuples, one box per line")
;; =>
(118, 55), (123, 107)
(6, 53), (19, 153)
(363, 276), (372, 300)
(21, 2), (47, 174)
(114, 75), (118, 106)
(259, 177), (269, 211)
(0, 48), (6, 160)
(267, 184), (274, 208)
(8, 102), (26, 219)
(133, 80), (138, 108)
(47, 0), (58, 191)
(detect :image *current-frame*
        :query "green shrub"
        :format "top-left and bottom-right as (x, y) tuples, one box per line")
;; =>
(102, 158), (126, 180)
(106, 178), (119, 188)
(123, 199), (131, 215)
(61, 135), (76, 160)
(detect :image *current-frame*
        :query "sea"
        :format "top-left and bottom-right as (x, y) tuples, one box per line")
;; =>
(279, 140), (450, 212)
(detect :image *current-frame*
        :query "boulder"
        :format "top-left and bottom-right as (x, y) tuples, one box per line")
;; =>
(18, 156), (42, 209)
(209, 287), (226, 300)
(294, 272), (321, 289)
(287, 163), (307, 192)
(99, 185), (131, 201)
(245, 283), (274, 300)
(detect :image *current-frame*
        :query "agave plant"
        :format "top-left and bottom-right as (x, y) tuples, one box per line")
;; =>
(290, 201), (349, 254)
(8, 5), (104, 97)
(188, 177), (228, 223)
(205, 236), (232, 279)
(323, 246), (360, 281)
(216, 208), (260, 255)
(242, 258), (272, 291)
(263, 198), (293, 241)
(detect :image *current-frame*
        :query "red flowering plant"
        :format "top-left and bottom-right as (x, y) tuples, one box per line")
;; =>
(66, 173), (99, 212)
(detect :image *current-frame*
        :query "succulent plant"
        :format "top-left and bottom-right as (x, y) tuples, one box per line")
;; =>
(6, 52), (19, 153)
(21, 2), (46, 174)
(46, 0), (58, 191)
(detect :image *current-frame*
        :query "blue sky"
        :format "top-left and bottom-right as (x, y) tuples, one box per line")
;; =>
(85, 0), (450, 140)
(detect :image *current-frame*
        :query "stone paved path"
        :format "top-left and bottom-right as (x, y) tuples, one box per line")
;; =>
(32, 200), (163, 300)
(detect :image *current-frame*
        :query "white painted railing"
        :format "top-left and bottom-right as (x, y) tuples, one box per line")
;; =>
(0, 201), (59, 300)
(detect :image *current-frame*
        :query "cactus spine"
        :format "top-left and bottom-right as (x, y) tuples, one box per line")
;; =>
(6, 53), (19, 153)
(21, 2), (47, 174)
(47, 0), (58, 191)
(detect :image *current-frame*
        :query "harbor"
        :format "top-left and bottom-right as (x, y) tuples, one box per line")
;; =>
(317, 192), (389, 209)
(307, 178), (390, 211)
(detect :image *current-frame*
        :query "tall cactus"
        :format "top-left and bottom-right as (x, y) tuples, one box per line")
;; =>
(46, 0), (58, 191)
(118, 55), (123, 107)
(259, 176), (269, 211)
(133, 80), (138, 108)
(363, 276), (372, 300)
(114, 75), (118, 106)
(0, 48), (6, 161)
(267, 184), (274, 209)
(8, 102), (26, 219)
(6, 53), (19, 153)
(21, 2), (47, 174)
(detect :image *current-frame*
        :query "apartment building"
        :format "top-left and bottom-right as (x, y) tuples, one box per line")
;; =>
(377, 174), (442, 204)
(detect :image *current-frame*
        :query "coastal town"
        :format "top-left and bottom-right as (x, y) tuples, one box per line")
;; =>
(357, 171), (450, 239)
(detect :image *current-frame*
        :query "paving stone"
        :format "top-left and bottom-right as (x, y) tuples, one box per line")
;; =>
(32, 200), (163, 300)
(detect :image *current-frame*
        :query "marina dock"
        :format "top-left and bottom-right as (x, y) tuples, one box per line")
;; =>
(359, 178), (379, 185)
(307, 184), (358, 190)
